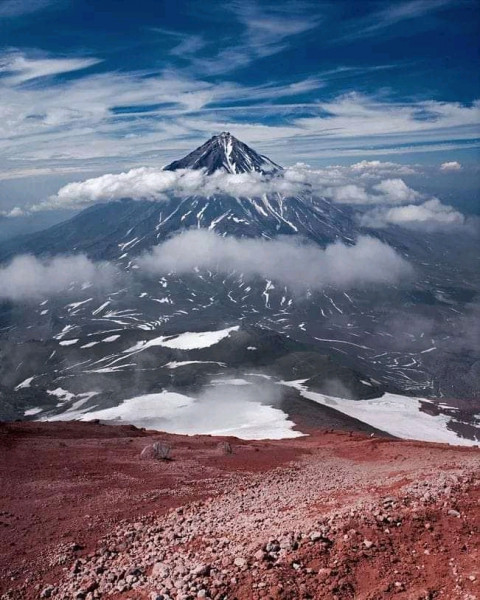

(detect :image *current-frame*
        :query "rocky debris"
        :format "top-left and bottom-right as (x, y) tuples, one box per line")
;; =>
(2, 424), (479, 600)
(41, 460), (478, 600)
(140, 441), (172, 461)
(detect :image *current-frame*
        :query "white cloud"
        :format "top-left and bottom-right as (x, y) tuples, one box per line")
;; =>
(187, 2), (321, 75)
(0, 52), (101, 84)
(0, 254), (115, 301)
(297, 93), (480, 141)
(0, 206), (25, 217)
(323, 184), (370, 204)
(138, 230), (413, 291)
(440, 161), (462, 171)
(350, 160), (417, 175)
(0, 0), (57, 18)
(336, 0), (454, 42)
(35, 168), (306, 212)
(0, 45), (478, 176)
(29, 165), (425, 212)
(372, 178), (420, 204)
(0, 165), (95, 181)
(360, 198), (465, 231)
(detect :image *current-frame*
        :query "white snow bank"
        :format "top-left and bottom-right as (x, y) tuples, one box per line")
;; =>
(78, 392), (194, 424)
(164, 360), (226, 369)
(102, 335), (120, 342)
(47, 387), (76, 403)
(284, 381), (477, 446)
(69, 383), (303, 440)
(59, 339), (78, 346)
(24, 407), (43, 416)
(41, 392), (99, 421)
(15, 377), (34, 390)
(157, 326), (239, 350)
(210, 378), (251, 386)
(125, 326), (239, 353)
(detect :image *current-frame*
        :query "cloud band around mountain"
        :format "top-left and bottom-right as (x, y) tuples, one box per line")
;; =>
(0, 254), (115, 301)
(18, 164), (466, 232)
(0, 232), (413, 301)
(138, 230), (414, 291)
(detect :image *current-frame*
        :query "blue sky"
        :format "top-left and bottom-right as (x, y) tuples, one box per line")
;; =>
(0, 0), (479, 204)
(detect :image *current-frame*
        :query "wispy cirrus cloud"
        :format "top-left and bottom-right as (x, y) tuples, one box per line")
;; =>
(1, 52), (478, 175)
(336, 0), (455, 42)
(177, 1), (322, 75)
(0, 51), (101, 84)
(296, 92), (480, 140)
(152, 27), (207, 58)
(0, 0), (59, 18)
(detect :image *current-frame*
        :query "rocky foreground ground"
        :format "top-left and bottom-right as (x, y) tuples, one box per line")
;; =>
(0, 422), (479, 600)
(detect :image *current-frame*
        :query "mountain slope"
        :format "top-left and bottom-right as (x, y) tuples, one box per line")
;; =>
(0, 132), (354, 261)
(164, 131), (281, 174)
(0, 134), (479, 440)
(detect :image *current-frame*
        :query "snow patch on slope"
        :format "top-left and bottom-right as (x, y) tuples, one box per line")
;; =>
(43, 381), (303, 440)
(126, 326), (239, 353)
(284, 381), (477, 446)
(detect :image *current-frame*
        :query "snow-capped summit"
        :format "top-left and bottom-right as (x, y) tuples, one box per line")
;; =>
(164, 132), (282, 175)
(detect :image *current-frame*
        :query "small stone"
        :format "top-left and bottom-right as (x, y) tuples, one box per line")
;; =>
(152, 562), (170, 578)
(40, 587), (54, 599)
(317, 568), (331, 583)
(448, 509), (461, 518)
(266, 540), (280, 553)
(254, 550), (266, 561)
(468, 575), (476, 582)
(309, 531), (322, 542)
(363, 539), (374, 549)
(70, 543), (83, 552)
(234, 557), (246, 568)
(192, 564), (210, 577)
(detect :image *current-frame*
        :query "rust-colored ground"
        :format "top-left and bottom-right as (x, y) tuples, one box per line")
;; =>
(0, 421), (478, 600)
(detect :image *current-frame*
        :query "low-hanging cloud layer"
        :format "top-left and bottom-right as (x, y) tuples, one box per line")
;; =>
(14, 161), (466, 232)
(0, 254), (115, 301)
(360, 198), (466, 230)
(138, 230), (414, 291)
(0, 231), (413, 301)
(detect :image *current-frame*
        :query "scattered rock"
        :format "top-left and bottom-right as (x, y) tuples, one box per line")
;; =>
(234, 557), (246, 568)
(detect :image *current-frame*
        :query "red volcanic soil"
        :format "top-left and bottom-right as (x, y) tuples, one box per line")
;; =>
(0, 421), (479, 600)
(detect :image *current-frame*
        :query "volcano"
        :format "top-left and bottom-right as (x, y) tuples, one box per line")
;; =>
(0, 133), (356, 261)
(0, 134), (478, 443)
(165, 131), (282, 175)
